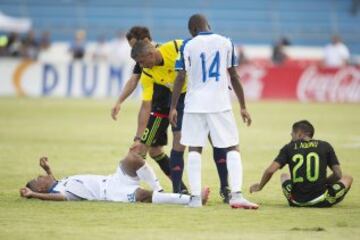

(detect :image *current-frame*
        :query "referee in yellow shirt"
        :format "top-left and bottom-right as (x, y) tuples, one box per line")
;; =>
(131, 40), (230, 200)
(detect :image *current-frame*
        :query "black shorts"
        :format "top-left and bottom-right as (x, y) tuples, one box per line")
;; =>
(282, 180), (349, 208)
(140, 113), (169, 147)
(140, 87), (185, 146)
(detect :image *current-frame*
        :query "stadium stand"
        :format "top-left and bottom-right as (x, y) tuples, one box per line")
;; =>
(0, 0), (359, 53)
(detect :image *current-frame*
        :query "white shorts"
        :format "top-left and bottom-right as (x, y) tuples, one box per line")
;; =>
(180, 110), (239, 148)
(104, 165), (141, 203)
(59, 175), (107, 201)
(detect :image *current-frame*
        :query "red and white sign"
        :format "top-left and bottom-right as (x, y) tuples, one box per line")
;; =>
(238, 64), (360, 103)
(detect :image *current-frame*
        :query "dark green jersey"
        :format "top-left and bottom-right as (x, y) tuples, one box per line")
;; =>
(274, 139), (340, 202)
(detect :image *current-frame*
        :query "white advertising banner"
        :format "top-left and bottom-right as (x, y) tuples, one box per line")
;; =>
(0, 59), (138, 98)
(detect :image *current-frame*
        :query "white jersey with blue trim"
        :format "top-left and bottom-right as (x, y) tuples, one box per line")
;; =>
(50, 166), (140, 202)
(51, 175), (108, 200)
(175, 32), (238, 113)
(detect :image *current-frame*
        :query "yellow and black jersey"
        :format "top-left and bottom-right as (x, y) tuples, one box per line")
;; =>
(140, 40), (187, 101)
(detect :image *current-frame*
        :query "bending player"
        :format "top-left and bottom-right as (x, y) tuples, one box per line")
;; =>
(20, 155), (209, 205)
(110, 26), (174, 189)
(250, 120), (353, 207)
(169, 14), (258, 209)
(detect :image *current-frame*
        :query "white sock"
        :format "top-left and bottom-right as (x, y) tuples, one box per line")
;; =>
(187, 151), (202, 196)
(152, 191), (190, 205)
(136, 163), (163, 192)
(226, 150), (243, 194)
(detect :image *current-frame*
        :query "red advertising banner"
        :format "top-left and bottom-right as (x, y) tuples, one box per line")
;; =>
(238, 64), (360, 103)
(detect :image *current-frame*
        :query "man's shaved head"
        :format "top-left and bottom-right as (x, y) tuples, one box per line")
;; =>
(188, 14), (210, 37)
(131, 40), (158, 68)
(131, 40), (154, 59)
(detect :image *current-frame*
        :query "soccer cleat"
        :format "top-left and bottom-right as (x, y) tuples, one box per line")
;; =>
(201, 187), (210, 205)
(229, 192), (259, 210)
(188, 195), (202, 208)
(219, 186), (230, 204)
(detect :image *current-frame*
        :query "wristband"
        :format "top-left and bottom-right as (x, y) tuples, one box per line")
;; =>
(133, 136), (141, 141)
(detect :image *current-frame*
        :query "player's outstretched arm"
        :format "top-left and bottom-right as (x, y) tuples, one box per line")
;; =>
(19, 187), (66, 201)
(250, 161), (281, 193)
(39, 157), (56, 180)
(169, 70), (186, 127)
(135, 100), (152, 140)
(228, 67), (252, 126)
(111, 74), (141, 120)
(327, 164), (342, 184)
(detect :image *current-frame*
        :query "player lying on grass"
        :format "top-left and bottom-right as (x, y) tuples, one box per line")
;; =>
(250, 120), (353, 207)
(19, 155), (209, 205)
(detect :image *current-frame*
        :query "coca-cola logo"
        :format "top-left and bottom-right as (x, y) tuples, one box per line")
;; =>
(297, 66), (360, 102)
(237, 65), (265, 100)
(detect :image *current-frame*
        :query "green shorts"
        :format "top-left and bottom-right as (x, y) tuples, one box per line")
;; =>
(282, 180), (349, 208)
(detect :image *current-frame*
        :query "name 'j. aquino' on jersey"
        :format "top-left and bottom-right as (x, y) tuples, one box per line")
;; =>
(274, 139), (340, 202)
(174, 32), (238, 113)
(140, 40), (187, 102)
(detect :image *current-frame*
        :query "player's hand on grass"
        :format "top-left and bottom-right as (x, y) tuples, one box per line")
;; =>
(20, 187), (33, 198)
(111, 103), (121, 120)
(249, 183), (261, 193)
(169, 109), (178, 127)
(240, 108), (252, 126)
(39, 157), (50, 172)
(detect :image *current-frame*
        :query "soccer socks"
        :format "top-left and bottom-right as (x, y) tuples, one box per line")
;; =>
(152, 191), (190, 205)
(226, 150), (243, 193)
(187, 151), (202, 196)
(170, 150), (185, 193)
(151, 153), (171, 177)
(136, 163), (163, 192)
(213, 147), (229, 189)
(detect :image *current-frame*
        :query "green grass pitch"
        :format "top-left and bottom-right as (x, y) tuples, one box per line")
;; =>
(0, 98), (359, 240)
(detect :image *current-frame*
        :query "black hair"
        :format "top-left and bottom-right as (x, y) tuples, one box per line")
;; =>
(188, 14), (209, 36)
(126, 26), (152, 41)
(292, 120), (315, 138)
(26, 179), (38, 192)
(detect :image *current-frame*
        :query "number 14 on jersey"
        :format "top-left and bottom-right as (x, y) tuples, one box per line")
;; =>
(200, 51), (220, 82)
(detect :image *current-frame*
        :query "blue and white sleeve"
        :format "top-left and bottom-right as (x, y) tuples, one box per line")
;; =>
(227, 38), (238, 68)
(175, 39), (190, 71)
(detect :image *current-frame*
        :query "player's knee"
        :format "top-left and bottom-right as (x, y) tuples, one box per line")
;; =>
(122, 153), (145, 173)
(172, 133), (185, 151)
(227, 145), (239, 152)
(149, 147), (163, 158)
(341, 175), (353, 188)
(189, 146), (202, 153)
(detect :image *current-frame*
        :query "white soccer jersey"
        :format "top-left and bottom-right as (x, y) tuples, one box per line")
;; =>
(175, 32), (238, 113)
(50, 166), (140, 202)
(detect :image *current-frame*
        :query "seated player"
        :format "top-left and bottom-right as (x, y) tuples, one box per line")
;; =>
(20, 155), (209, 205)
(250, 120), (353, 207)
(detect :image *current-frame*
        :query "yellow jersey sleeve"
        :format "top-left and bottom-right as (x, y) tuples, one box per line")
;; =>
(140, 70), (154, 101)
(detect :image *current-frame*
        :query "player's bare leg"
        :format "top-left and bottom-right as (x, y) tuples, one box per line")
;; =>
(121, 152), (163, 192)
(340, 175), (353, 189)
(226, 145), (259, 209)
